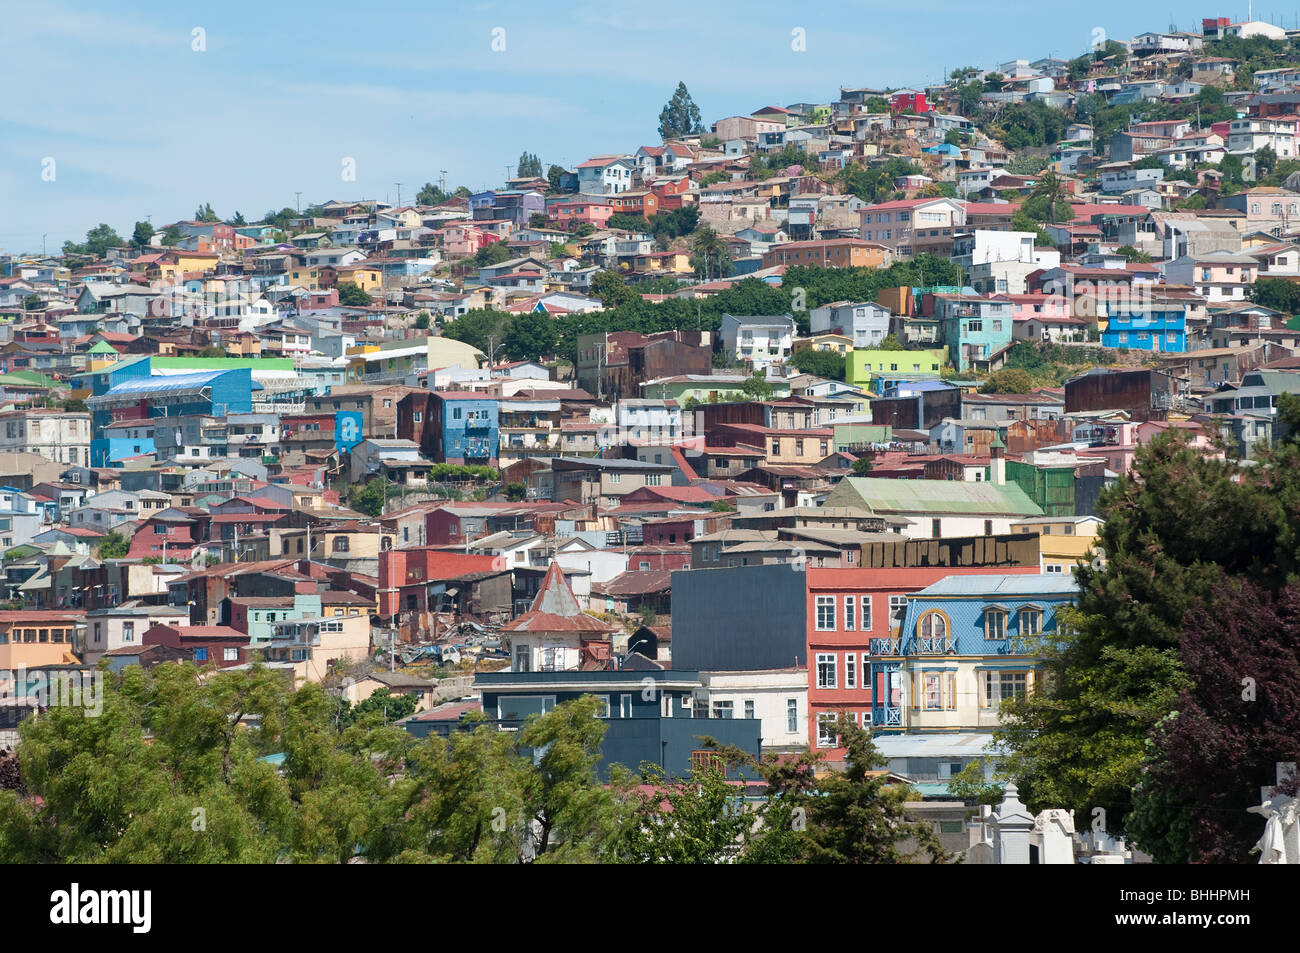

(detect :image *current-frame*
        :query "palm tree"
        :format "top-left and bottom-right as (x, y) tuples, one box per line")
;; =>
(1032, 170), (1066, 225)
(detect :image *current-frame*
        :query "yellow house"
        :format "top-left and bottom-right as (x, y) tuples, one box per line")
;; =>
(847, 348), (948, 386)
(334, 264), (383, 292)
(151, 250), (220, 281)
(287, 263), (325, 291)
(794, 333), (853, 355)
(1009, 516), (1104, 574)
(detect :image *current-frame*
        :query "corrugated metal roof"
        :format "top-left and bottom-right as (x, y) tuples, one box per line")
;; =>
(914, 574), (1080, 598)
(829, 477), (1044, 516)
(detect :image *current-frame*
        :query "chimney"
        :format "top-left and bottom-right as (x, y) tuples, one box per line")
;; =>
(990, 434), (1006, 486)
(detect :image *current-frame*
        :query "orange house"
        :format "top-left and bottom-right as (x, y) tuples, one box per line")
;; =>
(762, 239), (893, 269)
(0, 611), (85, 669)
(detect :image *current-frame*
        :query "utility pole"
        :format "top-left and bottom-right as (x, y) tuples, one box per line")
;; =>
(395, 182), (402, 207)
(295, 192), (302, 213)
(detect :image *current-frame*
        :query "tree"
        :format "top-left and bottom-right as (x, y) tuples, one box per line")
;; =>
(591, 270), (638, 309)
(658, 81), (705, 140)
(96, 531), (130, 559)
(1116, 244), (1152, 263)
(505, 482), (527, 502)
(722, 715), (949, 863)
(851, 457), (873, 476)
(414, 311), (431, 330)
(516, 151), (543, 179)
(1021, 170), (1071, 225)
(516, 696), (630, 862)
(1253, 276), (1300, 313)
(21, 293), (41, 311)
(338, 689), (417, 728)
(980, 367), (1038, 394)
(879, 332), (903, 350)
(347, 477), (388, 517)
(789, 348), (845, 381)
(441, 309), (511, 361)
(229, 211), (247, 227)
(690, 225), (731, 280)
(160, 225), (183, 246)
(995, 431), (1300, 840)
(194, 202), (219, 223)
(336, 283), (373, 307)
(546, 165), (568, 192)
(131, 220), (154, 250)
(416, 182), (446, 206)
(624, 764), (752, 863)
(504, 311), (557, 361)
(1126, 576), (1300, 864)
(62, 223), (125, 260)
(740, 372), (773, 400)
(474, 240), (513, 268)
(528, 213), (549, 229)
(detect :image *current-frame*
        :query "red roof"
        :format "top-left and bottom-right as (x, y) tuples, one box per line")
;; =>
(499, 562), (617, 634)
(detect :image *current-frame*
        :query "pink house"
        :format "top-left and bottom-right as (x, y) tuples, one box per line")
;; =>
(549, 197), (614, 229)
(440, 223), (496, 258)
(1007, 293), (1070, 322)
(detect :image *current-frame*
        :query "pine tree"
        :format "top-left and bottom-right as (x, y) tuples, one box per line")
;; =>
(658, 82), (705, 140)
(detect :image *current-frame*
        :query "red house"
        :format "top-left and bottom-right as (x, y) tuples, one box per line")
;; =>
(890, 91), (931, 114)
(127, 509), (205, 561)
(142, 623), (251, 668)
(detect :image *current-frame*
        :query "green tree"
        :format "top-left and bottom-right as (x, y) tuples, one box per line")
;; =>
(658, 81), (705, 140)
(504, 311), (557, 362)
(416, 182), (447, 206)
(62, 223), (125, 260)
(194, 202), (219, 223)
(1115, 244), (1152, 263)
(690, 225), (731, 279)
(336, 282), (373, 307)
(528, 213), (550, 229)
(229, 211), (247, 227)
(96, 531), (130, 559)
(338, 689), (417, 728)
(475, 240), (514, 268)
(624, 764), (752, 863)
(591, 270), (639, 309)
(348, 477), (389, 517)
(131, 220), (154, 250)
(995, 431), (1300, 840)
(160, 225), (183, 246)
(414, 311), (431, 330)
(505, 482), (527, 502)
(516, 151), (543, 179)
(980, 367), (1039, 394)
(1253, 276), (1300, 313)
(789, 348), (845, 381)
(851, 457), (873, 476)
(740, 372), (773, 400)
(546, 165), (568, 192)
(22, 293), (41, 311)
(441, 309), (511, 359)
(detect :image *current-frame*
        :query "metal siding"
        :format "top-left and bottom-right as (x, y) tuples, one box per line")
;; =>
(670, 564), (808, 671)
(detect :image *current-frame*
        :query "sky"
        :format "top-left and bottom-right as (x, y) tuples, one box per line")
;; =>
(0, 1), (1282, 252)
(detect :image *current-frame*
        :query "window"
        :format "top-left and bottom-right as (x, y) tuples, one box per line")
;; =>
(859, 595), (872, 630)
(598, 696), (611, 719)
(193, 647), (208, 662)
(982, 670), (1029, 707)
(786, 698), (798, 733)
(985, 608), (1008, 640)
(661, 693), (673, 717)
(620, 694), (632, 718)
(743, 699), (755, 720)
(816, 652), (837, 689)
(816, 712), (838, 748)
(931, 518), (942, 537)
(413, 411), (422, 423)
(844, 595), (856, 631)
(919, 610), (948, 642)
(122, 621), (135, 643)
(712, 700), (734, 719)
(691, 750), (727, 773)
(1020, 608), (1043, 637)
(815, 595), (836, 630)
(967, 320), (983, 333)
(846, 653), (857, 689)
(889, 595), (907, 629)
(1045, 563), (1064, 574)
(223, 647), (239, 662)
(333, 536), (350, 553)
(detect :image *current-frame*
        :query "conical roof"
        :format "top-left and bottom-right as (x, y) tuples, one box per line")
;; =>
(499, 561), (618, 634)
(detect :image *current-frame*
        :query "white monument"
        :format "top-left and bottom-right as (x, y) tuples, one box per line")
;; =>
(1249, 762), (1299, 865)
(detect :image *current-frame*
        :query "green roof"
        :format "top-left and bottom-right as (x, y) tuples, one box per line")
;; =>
(151, 356), (295, 371)
(87, 340), (119, 354)
(825, 477), (1044, 517)
(0, 371), (59, 389)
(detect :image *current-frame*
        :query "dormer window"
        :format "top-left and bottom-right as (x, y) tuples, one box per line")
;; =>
(983, 606), (1009, 640)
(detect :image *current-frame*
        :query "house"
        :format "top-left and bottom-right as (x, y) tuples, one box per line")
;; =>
(805, 301), (887, 349)
(576, 156), (636, 196)
(762, 239), (892, 269)
(864, 574), (1078, 737)
(718, 313), (796, 370)
(1102, 300), (1188, 352)
(1164, 252), (1259, 303)
(823, 470), (1043, 540)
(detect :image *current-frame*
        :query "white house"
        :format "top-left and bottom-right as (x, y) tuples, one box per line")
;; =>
(719, 313), (796, 370)
(576, 156), (636, 195)
(808, 300), (891, 348)
(694, 669), (808, 752)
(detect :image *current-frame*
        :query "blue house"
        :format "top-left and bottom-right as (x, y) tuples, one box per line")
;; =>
(1101, 301), (1187, 353)
(406, 669), (761, 780)
(85, 368), (255, 467)
(933, 294), (1015, 373)
(870, 574), (1077, 733)
(432, 391), (498, 466)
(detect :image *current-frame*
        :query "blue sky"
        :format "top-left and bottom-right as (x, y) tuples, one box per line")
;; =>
(0, 1), (1267, 252)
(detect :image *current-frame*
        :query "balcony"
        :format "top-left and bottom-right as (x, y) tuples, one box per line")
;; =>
(869, 637), (901, 656)
(871, 706), (902, 727)
(913, 635), (955, 655)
